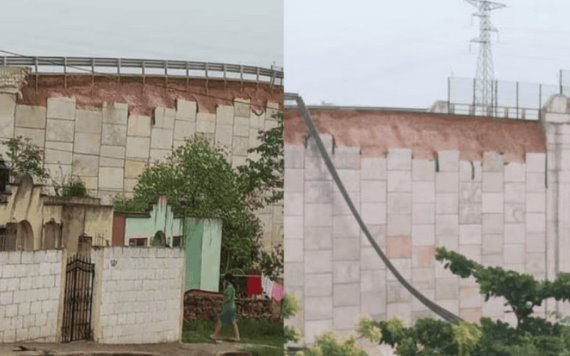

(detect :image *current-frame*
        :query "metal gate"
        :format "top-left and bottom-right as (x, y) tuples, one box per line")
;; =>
(61, 254), (95, 342)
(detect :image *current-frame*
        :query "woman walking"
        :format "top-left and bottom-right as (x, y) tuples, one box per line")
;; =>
(210, 273), (240, 343)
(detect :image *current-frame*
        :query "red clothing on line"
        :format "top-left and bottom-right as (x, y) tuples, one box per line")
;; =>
(247, 275), (262, 297)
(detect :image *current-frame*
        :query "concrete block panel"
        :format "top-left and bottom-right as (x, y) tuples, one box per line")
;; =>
(526, 213), (546, 233)
(196, 113), (216, 134)
(437, 232), (459, 251)
(232, 136), (249, 156)
(482, 234), (503, 255)
(214, 124), (233, 150)
(153, 107), (175, 129)
(127, 115), (151, 137)
(459, 224), (482, 245)
(525, 252), (546, 277)
(483, 172), (504, 193)
(436, 193), (459, 215)
(100, 145), (125, 167)
(482, 193), (504, 213)
(285, 263), (304, 289)
(334, 283), (360, 307)
(412, 225), (435, 246)
(304, 273), (331, 298)
(412, 267), (435, 290)
(504, 203), (525, 224)
(124, 160), (147, 179)
(526, 173), (546, 193)
(412, 245), (435, 268)
(386, 302), (412, 325)
(333, 306), (361, 331)
(387, 148), (412, 171)
(387, 214), (411, 236)
(459, 161), (474, 182)
(362, 157), (387, 180)
(14, 127), (44, 147)
(176, 99), (197, 121)
(216, 105), (234, 126)
(74, 132), (101, 155)
(435, 278), (459, 300)
(123, 178), (137, 193)
(15, 105), (46, 129)
(233, 116), (250, 137)
(44, 142), (73, 165)
(305, 203), (332, 227)
(386, 258), (411, 281)
(387, 171), (412, 192)
(482, 214), (503, 234)
(458, 244), (481, 264)
(126, 137), (150, 159)
(483, 152), (504, 172)
(0, 93), (16, 117)
(413, 181), (435, 204)
(72, 154), (99, 176)
(361, 203), (387, 225)
(306, 134), (333, 157)
(334, 236), (360, 261)
(504, 163), (526, 183)
(305, 250), (332, 274)
(526, 233), (546, 253)
(361, 269), (386, 294)
(46, 97), (75, 120)
(386, 235), (411, 259)
(150, 148), (171, 163)
(388, 193), (412, 215)
(459, 182), (482, 203)
(305, 296), (333, 321)
(360, 224), (386, 248)
(304, 320), (333, 344)
(437, 150), (459, 172)
(526, 153), (546, 173)
(102, 102), (128, 125)
(361, 181), (386, 203)
(305, 226), (332, 251)
(505, 183), (525, 204)
(413, 203), (435, 225)
(333, 214), (361, 238)
(0, 113), (14, 138)
(265, 117), (279, 130)
(459, 203), (482, 225)
(249, 113), (264, 130)
(233, 98), (250, 118)
(284, 239), (303, 263)
(285, 216), (303, 240)
(285, 145), (305, 169)
(387, 281), (412, 303)
(360, 247), (385, 271)
(101, 123), (127, 146)
(99, 167), (124, 190)
(285, 168), (304, 193)
(333, 260), (360, 284)
(285, 192), (303, 217)
(46, 119), (74, 142)
(460, 286), (482, 308)
(436, 172), (459, 193)
(504, 244), (525, 265)
(334, 146), (361, 170)
(174, 120), (196, 141)
(150, 127), (173, 150)
(505, 223), (526, 244)
(435, 215), (459, 238)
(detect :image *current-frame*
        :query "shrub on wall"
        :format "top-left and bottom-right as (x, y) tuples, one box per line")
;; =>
(3, 136), (49, 181)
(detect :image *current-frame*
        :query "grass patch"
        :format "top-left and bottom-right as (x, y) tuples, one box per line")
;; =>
(183, 319), (285, 348)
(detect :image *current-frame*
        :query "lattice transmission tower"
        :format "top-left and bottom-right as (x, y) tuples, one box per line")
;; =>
(466, 0), (505, 108)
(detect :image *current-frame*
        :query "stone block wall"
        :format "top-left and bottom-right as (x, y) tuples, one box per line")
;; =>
(284, 135), (548, 344)
(0, 250), (63, 342)
(0, 92), (282, 248)
(91, 247), (185, 344)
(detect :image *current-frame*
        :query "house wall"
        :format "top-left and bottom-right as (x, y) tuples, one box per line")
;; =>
(283, 97), (570, 345)
(0, 250), (63, 342)
(122, 197), (183, 246)
(91, 247), (185, 344)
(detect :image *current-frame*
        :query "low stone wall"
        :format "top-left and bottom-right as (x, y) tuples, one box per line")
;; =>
(0, 250), (63, 343)
(184, 290), (280, 323)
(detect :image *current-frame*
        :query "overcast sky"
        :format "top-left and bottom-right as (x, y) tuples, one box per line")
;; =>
(285, 0), (570, 108)
(0, 0), (283, 68)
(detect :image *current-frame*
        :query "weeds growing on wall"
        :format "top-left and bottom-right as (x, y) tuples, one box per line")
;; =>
(355, 247), (570, 356)
(3, 136), (49, 181)
(113, 112), (284, 276)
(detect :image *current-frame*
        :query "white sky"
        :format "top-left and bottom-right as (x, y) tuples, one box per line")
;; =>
(285, 0), (570, 107)
(0, 0), (283, 68)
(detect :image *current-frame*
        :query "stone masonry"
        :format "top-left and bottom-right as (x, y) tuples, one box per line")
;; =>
(283, 96), (570, 345)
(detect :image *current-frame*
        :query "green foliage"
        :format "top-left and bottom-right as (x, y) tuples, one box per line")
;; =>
(238, 112), (283, 209)
(358, 249), (570, 355)
(3, 136), (49, 180)
(356, 315), (382, 343)
(297, 332), (367, 356)
(281, 293), (301, 320)
(53, 174), (88, 197)
(259, 243), (283, 280)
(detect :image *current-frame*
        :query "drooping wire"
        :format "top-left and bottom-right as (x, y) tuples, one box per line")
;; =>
(285, 92), (462, 323)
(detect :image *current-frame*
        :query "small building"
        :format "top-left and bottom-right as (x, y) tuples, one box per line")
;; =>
(0, 174), (114, 253)
(112, 196), (223, 292)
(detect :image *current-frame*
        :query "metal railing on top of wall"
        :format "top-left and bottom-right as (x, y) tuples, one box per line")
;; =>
(0, 55), (284, 86)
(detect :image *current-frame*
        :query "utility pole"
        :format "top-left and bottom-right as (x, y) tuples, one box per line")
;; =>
(466, 0), (505, 110)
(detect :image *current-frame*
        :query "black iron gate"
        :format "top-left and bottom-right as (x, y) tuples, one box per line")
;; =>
(61, 254), (95, 342)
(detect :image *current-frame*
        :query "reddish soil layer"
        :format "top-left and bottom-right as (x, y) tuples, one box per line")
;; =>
(285, 108), (546, 162)
(18, 74), (283, 116)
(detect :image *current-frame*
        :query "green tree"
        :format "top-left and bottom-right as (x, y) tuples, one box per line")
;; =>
(3, 136), (49, 180)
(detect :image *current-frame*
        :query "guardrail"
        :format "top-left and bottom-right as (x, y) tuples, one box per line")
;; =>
(0, 55), (283, 86)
